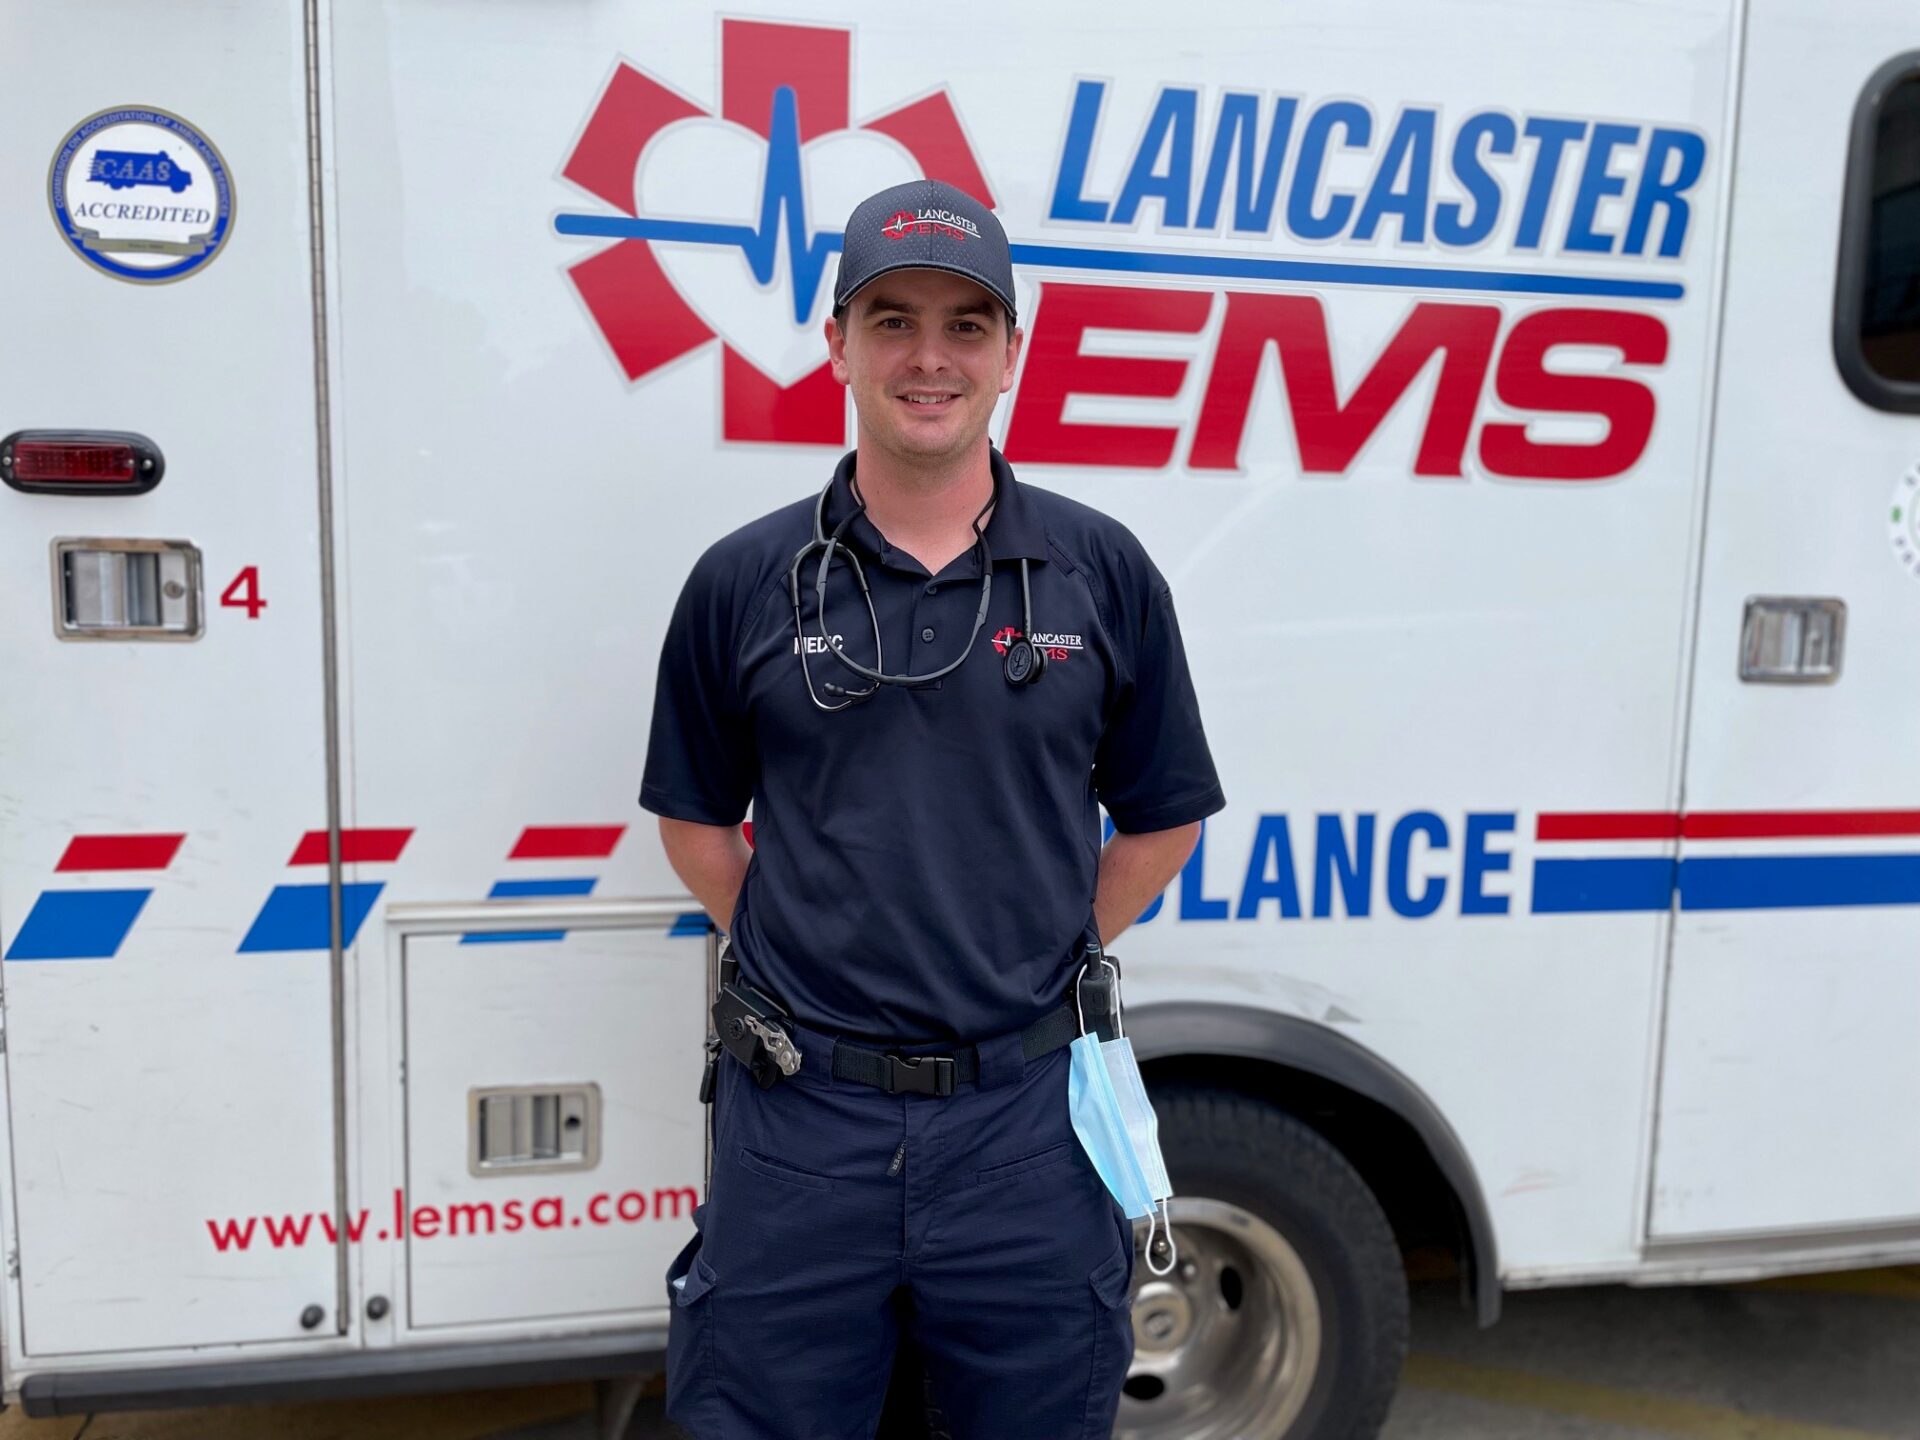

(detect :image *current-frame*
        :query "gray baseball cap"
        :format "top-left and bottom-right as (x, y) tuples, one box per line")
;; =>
(832, 178), (1017, 326)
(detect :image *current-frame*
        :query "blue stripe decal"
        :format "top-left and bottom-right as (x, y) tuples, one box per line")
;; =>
(1530, 858), (1676, 914)
(1530, 852), (1920, 913)
(5, 889), (152, 960)
(669, 911), (711, 937)
(239, 883), (383, 953)
(551, 214), (1685, 304)
(1007, 243), (1686, 301)
(463, 877), (598, 945)
(485, 878), (598, 898)
(1679, 855), (1920, 911)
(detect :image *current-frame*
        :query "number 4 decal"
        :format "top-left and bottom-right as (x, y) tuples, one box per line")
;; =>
(220, 566), (266, 619)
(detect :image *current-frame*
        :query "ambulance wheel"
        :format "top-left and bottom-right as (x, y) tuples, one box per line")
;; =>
(1114, 1085), (1409, 1440)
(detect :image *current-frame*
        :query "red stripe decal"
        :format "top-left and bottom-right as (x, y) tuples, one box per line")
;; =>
(510, 825), (626, 860)
(1683, 810), (1920, 839)
(57, 833), (186, 872)
(289, 829), (414, 865)
(1536, 812), (1680, 841)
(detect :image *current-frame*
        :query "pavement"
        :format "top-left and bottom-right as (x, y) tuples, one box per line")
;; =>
(3, 1266), (1917, 1439)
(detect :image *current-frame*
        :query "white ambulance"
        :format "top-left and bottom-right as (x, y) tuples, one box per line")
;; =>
(5, 1), (1919, 1436)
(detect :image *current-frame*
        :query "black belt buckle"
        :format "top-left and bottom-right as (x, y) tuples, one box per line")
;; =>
(886, 1054), (956, 1097)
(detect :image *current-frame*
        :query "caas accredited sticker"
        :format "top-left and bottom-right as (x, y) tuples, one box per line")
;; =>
(48, 106), (235, 284)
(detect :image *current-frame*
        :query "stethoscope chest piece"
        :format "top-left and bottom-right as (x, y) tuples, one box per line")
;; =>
(1002, 635), (1047, 686)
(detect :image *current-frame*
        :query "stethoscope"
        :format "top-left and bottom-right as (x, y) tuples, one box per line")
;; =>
(787, 472), (1048, 712)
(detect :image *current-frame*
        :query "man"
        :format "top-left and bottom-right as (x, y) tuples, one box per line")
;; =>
(641, 178), (1224, 1439)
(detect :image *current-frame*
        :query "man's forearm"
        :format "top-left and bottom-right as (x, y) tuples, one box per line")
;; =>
(1093, 821), (1201, 944)
(658, 817), (752, 930)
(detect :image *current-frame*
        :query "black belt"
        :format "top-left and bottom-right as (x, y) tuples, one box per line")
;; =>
(829, 1001), (1080, 1098)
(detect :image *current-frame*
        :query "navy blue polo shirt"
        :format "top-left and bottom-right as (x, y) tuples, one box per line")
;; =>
(640, 446), (1224, 1045)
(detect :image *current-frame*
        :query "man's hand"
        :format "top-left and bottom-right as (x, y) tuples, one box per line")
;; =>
(658, 817), (752, 931)
(1093, 820), (1201, 944)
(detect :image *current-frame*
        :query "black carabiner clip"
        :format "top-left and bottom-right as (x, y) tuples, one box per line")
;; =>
(1075, 950), (1123, 1044)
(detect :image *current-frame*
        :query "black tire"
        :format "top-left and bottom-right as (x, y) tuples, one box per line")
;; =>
(1117, 1084), (1410, 1440)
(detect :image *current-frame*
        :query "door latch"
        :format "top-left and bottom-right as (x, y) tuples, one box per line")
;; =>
(1739, 596), (1844, 683)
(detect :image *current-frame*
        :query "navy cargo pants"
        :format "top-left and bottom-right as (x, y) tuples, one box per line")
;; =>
(664, 1012), (1137, 1440)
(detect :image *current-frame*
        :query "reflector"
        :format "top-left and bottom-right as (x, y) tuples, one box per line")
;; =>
(0, 430), (163, 495)
(14, 441), (136, 484)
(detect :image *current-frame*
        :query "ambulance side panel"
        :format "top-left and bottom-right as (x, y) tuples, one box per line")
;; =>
(1652, 0), (1920, 1241)
(0, 4), (350, 1361)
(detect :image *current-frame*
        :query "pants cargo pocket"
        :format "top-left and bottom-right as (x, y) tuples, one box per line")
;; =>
(664, 1229), (721, 1437)
(1081, 1227), (1137, 1438)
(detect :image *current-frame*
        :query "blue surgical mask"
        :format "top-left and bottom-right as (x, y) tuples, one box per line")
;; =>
(1066, 959), (1177, 1276)
(1069, 1032), (1156, 1218)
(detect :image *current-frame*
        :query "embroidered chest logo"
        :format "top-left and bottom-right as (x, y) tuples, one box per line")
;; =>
(994, 626), (1082, 663)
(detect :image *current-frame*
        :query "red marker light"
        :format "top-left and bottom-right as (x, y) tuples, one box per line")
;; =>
(14, 440), (136, 483)
(1, 430), (164, 495)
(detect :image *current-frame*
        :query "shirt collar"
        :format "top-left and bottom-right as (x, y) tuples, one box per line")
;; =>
(820, 446), (1049, 567)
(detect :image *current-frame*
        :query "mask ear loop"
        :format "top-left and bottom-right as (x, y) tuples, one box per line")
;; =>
(1145, 1200), (1177, 1276)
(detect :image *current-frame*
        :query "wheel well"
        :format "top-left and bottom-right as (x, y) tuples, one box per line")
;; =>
(1143, 1052), (1482, 1316)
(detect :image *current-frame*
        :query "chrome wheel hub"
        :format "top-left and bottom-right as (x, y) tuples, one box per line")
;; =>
(1132, 1277), (1196, 1352)
(1114, 1197), (1322, 1440)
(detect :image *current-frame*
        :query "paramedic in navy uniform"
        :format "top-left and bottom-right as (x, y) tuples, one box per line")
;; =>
(641, 178), (1224, 1440)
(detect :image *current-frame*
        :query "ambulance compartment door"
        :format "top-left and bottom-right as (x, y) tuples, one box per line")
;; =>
(1653, 3), (1920, 1241)
(0, 8), (349, 1354)
(393, 914), (709, 1332)
(326, 0), (746, 1348)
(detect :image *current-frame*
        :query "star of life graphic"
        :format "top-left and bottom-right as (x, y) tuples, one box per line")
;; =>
(553, 19), (995, 447)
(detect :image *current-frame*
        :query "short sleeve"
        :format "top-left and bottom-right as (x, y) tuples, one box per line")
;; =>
(1093, 582), (1226, 833)
(639, 549), (757, 826)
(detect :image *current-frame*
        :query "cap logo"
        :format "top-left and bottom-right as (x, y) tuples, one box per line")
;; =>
(881, 206), (979, 242)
